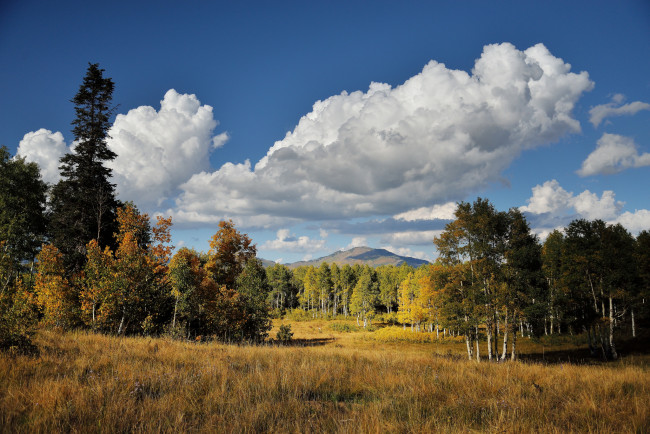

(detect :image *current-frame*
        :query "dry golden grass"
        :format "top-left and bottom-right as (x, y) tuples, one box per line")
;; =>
(1, 321), (648, 433)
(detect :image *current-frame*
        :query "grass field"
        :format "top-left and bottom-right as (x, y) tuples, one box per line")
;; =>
(1, 320), (648, 432)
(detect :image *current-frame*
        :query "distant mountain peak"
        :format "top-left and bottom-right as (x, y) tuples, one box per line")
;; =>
(282, 246), (429, 269)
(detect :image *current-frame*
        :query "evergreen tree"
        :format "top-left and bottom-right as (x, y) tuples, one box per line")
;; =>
(0, 146), (48, 279)
(49, 63), (120, 272)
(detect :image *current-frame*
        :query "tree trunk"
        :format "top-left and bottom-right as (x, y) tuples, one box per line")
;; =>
(631, 308), (636, 338)
(172, 296), (179, 329)
(501, 309), (509, 361)
(487, 327), (493, 361)
(117, 307), (126, 335)
(550, 312), (554, 335)
(609, 296), (617, 359)
(510, 328), (517, 361)
(465, 333), (473, 360)
(475, 326), (480, 362)
(587, 271), (599, 314)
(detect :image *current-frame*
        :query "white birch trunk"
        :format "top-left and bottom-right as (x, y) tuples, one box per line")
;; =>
(465, 334), (473, 360)
(609, 296), (617, 359)
(501, 308), (509, 361)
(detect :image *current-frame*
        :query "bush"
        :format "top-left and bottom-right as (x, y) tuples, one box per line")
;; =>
(285, 308), (313, 321)
(276, 324), (293, 342)
(0, 279), (39, 355)
(374, 312), (399, 325)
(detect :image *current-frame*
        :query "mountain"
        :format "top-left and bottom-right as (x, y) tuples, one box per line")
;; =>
(282, 246), (429, 269)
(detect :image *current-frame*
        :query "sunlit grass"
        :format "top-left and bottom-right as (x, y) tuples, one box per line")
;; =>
(1, 321), (648, 432)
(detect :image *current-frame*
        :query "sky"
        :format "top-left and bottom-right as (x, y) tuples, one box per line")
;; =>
(2, 0), (649, 263)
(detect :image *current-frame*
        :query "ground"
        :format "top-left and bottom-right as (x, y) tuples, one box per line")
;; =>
(1, 319), (648, 432)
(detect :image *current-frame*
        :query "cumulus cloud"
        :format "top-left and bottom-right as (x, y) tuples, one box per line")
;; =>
(16, 129), (68, 184)
(107, 89), (224, 209)
(572, 190), (622, 221)
(394, 202), (457, 221)
(16, 90), (226, 213)
(348, 237), (368, 249)
(589, 94), (650, 127)
(520, 179), (634, 229)
(577, 133), (650, 176)
(613, 210), (650, 233)
(261, 229), (326, 252)
(519, 179), (573, 215)
(380, 230), (443, 246)
(171, 43), (593, 224)
(381, 245), (432, 262)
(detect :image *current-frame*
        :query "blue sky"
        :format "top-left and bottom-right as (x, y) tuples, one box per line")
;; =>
(2, 0), (649, 263)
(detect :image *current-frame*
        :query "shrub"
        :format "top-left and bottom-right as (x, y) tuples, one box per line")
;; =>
(276, 324), (293, 341)
(0, 279), (39, 355)
(285, 308), (313, 321)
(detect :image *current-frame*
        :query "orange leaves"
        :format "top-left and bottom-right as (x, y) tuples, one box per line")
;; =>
(206, 219), (256, 288)
(80, 204), (174, 334)
(34, 244), (75, 328)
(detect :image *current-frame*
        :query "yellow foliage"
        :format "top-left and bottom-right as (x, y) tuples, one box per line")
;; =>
(34, 244), (74, 328)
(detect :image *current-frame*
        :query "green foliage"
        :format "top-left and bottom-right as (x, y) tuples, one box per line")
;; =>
(266, 263), (297, 311)
(328, 322), (364, 333)
(235, 258), (272, 342)
(79, 205), (173, 335)
(0, 146), (48, 270)
(350, 266), (379, 327)
(286, 308), (314, 321)
(276, 323), (293, 341)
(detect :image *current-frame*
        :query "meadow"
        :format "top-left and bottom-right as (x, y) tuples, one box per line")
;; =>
(1, 320), (648, 433)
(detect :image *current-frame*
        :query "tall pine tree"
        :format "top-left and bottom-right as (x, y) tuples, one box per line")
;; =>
(49, 63), (120, 272)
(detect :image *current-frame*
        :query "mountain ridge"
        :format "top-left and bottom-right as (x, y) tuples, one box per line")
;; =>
(261, 246), (429, 269)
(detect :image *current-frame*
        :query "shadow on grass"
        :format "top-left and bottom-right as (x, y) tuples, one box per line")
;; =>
(269, 337), (335, 347)
(519, 333), (650, 365)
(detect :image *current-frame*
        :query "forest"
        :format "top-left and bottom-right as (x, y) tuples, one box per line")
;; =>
(1, 64), (649, 432)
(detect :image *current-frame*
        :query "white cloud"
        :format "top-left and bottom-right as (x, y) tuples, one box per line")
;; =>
(107, 89), (224, 209)
(380, 230), (443, 246)
(261, 229), (326, 252)
(519, 180), (573, 215)
(589, 94), (650, 127)
(381, 245), (432, 262)
(572, 190), (622, 221)
(171, 43), (593, 223)
(577, 133), (650, 176)
(394, 202), (457, 221)
(15, 90), (226, 213)
(613, 210), (650, 233)
(348, 237), (368, 249)
(16, 129), (68, 184)
(520, 179), (631, 228)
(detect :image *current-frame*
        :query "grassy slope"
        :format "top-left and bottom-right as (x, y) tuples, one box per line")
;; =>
(0, 321), (648, 433)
